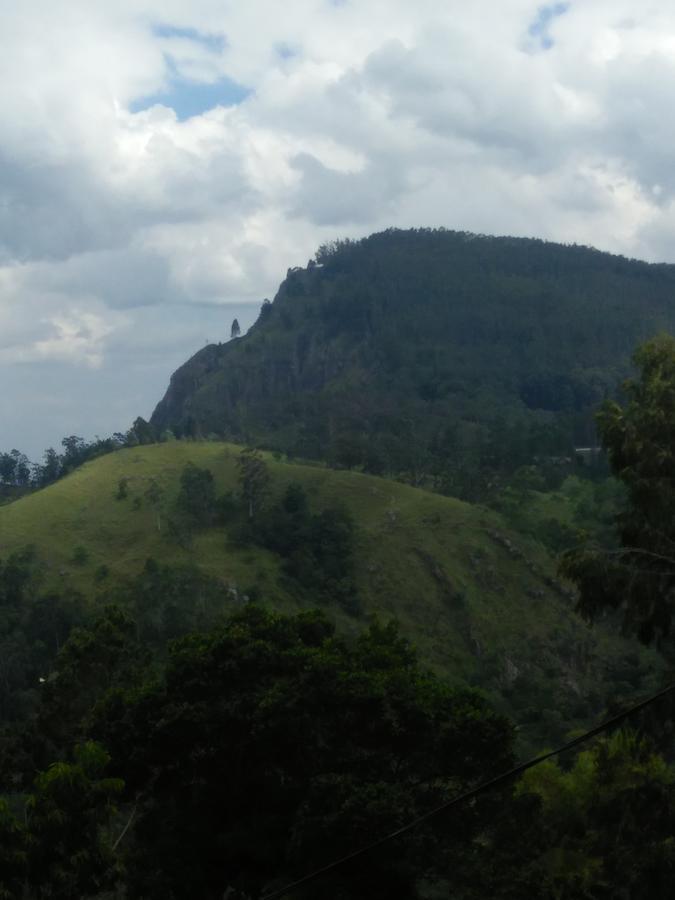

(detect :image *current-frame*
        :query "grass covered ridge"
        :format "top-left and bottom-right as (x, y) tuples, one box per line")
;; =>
(0, 441), (662, 748)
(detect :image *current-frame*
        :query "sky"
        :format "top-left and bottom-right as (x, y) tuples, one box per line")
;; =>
(3, 0), (675, 456)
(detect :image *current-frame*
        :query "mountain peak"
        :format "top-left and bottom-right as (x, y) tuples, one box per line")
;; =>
(151, 228), (675, 489)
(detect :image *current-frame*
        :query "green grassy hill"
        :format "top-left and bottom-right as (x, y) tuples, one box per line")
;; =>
(0, 441), (662, 748)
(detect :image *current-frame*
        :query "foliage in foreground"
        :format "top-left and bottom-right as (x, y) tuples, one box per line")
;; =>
(520, 730), (675, 899)
(563, 334), (675, 647)
(2, 602), (675, 899)
(92, 606), (514, 899)
(0, 742), (122, 900)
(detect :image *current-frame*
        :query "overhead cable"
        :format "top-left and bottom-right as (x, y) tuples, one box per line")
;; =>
(260, 680), (675, 900)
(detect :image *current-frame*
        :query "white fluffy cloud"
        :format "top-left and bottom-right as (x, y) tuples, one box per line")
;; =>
(2, 0), (675, 453)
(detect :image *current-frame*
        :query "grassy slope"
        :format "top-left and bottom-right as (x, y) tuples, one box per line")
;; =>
(0, 442), (662, 746)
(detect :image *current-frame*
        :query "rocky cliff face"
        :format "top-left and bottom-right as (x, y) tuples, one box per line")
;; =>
(152, 344), (226, 432)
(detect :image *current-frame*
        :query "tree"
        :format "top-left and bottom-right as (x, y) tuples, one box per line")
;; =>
(61, 435), (87, 473)
(562, 334), (675, 645)
(24, 742), (123, 899)
(130, 417), (156, 446)
(0, 797), (26, 898)
(37, 606), (144, 751)
(519, 730), (675, 898)
(144, 479), (164, 531)
(39, 448), (61, 486)
(0, 450), (32, 487)
(249, 484), (360, 612)
(230, 318), (241, 339)
(93, 607), (514, 899)
(13, 451), (31, 486)
(175, 463), (215, 525)
(71, 545), (90, 566)
(236, 447), (269, 519)
(0, 453), (17, 485)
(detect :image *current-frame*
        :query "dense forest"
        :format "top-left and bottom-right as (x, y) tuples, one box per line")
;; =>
(2, 544), (675, 896)
(152, 228), (675, 499)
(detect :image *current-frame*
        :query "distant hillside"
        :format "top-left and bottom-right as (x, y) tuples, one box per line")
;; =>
(0, 441), (662, 751)
(151, 229), (675, 491)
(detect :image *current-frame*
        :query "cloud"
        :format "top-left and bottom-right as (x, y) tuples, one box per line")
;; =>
(3, 0), (675, 454)
(289, 152), (407, 224)
(152, 23), (228, 53)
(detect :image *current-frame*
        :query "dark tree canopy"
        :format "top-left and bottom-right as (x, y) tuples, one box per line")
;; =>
(2, 568), (675, 898)
(0, 742), (122, 900)
(245, 483), (359, 613)
(175, 462), (216, 525)
(562, 334), (675, 645)
(93, 606), (514, 899)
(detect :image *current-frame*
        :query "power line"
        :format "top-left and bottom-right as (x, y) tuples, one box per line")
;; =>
(260, 680), (675, 900)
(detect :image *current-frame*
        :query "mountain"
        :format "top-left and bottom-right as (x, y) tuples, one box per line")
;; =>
(151, 229), (675, 489)
(0, 441), (661, 751)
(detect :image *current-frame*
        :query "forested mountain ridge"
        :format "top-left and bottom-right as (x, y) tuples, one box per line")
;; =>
(151, 229), (675, 489)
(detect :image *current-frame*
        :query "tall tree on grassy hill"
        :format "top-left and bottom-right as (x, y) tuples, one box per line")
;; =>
(236, 447), (269, 519)
(176, 463), (216, 525)
(562, 334), (675, 646)
(230, 318), (241, 339)
(0, 452), (17, 485)
(0, 450), (31, 487)
(130, 417), (156, 446)
(39, 448), (61, 486)
(13, 450), (31, 486)
(60, 435), (87, 473)
(144, 478), (164, 532)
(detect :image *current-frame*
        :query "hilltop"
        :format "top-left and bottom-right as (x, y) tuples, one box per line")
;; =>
(151, 229), (675, 495)
(0, 440), (661, 750)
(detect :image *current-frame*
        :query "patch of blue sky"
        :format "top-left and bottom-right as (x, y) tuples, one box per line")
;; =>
(276, 42), (299, 60)
(152, 23), (227, 54)
(131, 25), (251, 120)
(130, 70), (252, 121)
(527, 2), (570, 50)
